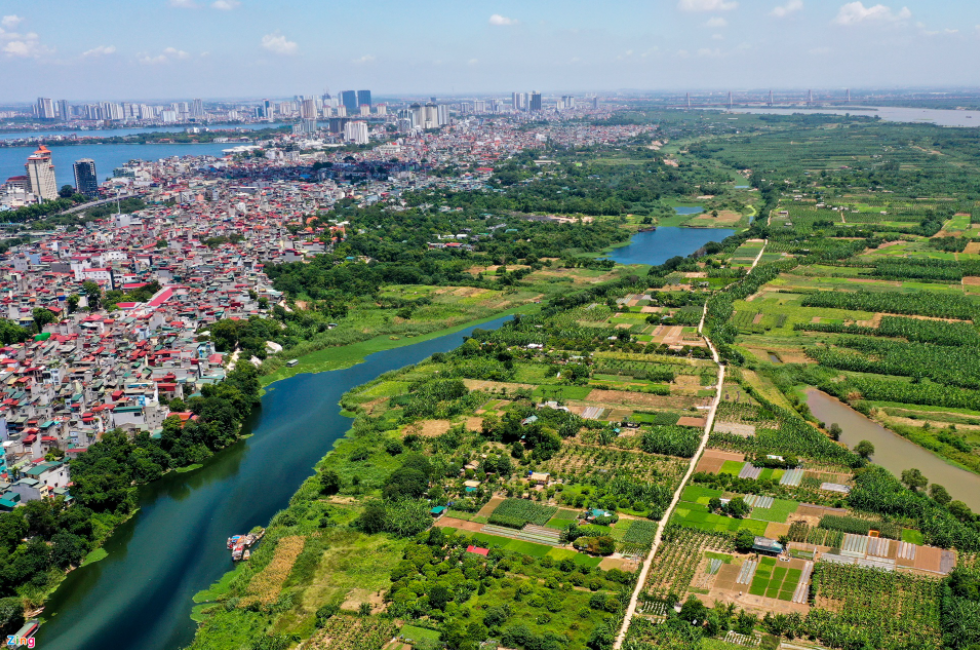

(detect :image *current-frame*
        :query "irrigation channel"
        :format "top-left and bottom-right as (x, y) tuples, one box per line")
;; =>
(35, 315), (516, 650)
(805, 389), (980, 512)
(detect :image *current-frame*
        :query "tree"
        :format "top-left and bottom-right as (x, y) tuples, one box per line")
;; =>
(735, 529), (756, 553)
(428, 584), (450, 610)
(948, 500), (974, 522)
(32, 307), (56, 332)
(319, 470), (341, 495)
(725, 497), (751, 519)
(0, 319), (29, 345)
(59, 185), (75, 198)
(854, 440), (875, 459)
(901, 468), (928, 492)
(82, 280), (102, 310)
(66, 293), (80, 314)
(679, 596), (708, 623)
(357, 501), (388, 534)
(383, 467), (428, 500)
(828, 423), (842, 441)
(0, 597), (23, 636)
(708, 496), (723, 513)
(929, 483), (952, 506)
(50, 532), (86, 568)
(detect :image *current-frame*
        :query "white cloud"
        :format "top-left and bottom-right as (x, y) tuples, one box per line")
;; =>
(351, 54), (375, 64)
(169, 0), (198, 7)
(771, 0), (803, 17)
(82, 45), (116, 57)
(712, 33), (725, 40)
(834, 2), (910, 26)
(163, 46), (190, 59)
(260, 31), (297, 55)
(1, 28), (54, 59)
(212, 0), (240, 9)
(678, 0), (738, 13)
(489, 14), (516, 26)
(697, 47), (723, 57)
(1, 15), (23, 29)
(705, 17), (728, 27)
(809, 46), (832, 55)
(468, 58), (479, 65)
(138, 47), (189, 64)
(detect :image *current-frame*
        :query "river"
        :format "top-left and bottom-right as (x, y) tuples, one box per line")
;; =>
(602, 226), (735, 266)
(720, 106), (980, 128)
(0, 123), (289, 142)
(0, 143), (231, 189)
(35, 316), (514, 650)
(805, 388), (980, 511)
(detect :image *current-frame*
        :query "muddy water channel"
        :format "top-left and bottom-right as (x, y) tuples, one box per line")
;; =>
(806, 388), (980, 511)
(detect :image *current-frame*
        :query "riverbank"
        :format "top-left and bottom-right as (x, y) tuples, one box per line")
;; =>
(35, 316), (520, 650)
(806, 388), (980, 511)
(258, 303), (541, 389)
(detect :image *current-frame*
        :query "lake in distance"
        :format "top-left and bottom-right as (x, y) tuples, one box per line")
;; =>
(603, 226), (735, 266)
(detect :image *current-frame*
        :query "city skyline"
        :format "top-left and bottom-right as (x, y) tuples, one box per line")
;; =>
(2, 1), (979, 101)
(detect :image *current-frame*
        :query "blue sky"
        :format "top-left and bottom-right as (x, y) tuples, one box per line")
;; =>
(1, 0), (978, 101)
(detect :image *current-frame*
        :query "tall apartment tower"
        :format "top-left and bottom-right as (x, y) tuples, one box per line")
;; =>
(529, 92), (542, 111)
(57, 99), (71, 121)
(300, 98), (318, 119)
(26, 145), (57, 201)
(191, 98), (204, 117)
(357, 90), (372, 108)
(73, 159), (98, 196)
(340, 90), (358, 114)
(36, 98), (56, 119)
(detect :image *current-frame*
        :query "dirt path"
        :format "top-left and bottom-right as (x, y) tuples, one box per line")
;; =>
(614, 301), (727, 649)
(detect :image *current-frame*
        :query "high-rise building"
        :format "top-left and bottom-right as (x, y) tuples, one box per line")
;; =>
(191, 98), (204, 117)
(375, 104), (387, 116)
(437, 104), (449, 126)
(359, 105), (371, 116)
(340, 90), (358, 114)
(56, 99), (71, 121)
(36, 98), (56, 119)
(413, 103), (441, 130)
(343, 120), (369, 145)
(301, 98), (318, 119)
(357, 90), (372, 108)
(263, 99), (275, 118)
(25, 145), (57, 201)
(73, 158), (98, 196)
(529, 92), (542, 112)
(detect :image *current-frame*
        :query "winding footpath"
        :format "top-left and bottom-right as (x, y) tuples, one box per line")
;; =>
(613, 302), (726, 648)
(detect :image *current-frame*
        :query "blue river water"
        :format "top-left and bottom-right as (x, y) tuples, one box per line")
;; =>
(0, 123), (288, 142)
(603, 226), (735, 266)
(0, 142), (232, 188)
(36, 316), (516, 650)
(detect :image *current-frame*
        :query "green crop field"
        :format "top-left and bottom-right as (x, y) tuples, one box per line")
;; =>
(748, 557), (802, 601)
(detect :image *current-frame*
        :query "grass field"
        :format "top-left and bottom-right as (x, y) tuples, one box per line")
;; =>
(748, 498), (799, 524)
(672, 502), (769, 536)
